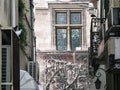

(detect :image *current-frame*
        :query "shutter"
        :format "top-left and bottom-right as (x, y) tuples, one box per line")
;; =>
(28, 62), (39, 81)
(2, 45), (11, 90)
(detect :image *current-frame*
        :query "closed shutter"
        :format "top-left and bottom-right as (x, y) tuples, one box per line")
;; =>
(28, 62), (39, 81)
(2, 46), (11, 90)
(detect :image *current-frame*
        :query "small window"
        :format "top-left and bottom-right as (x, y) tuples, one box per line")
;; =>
(113, 8), (120, 25)
(56, 12), (67, 24)
(71, 29), (81, 50)
(56, 29), (67, 50)
(70, 12), (81, 24)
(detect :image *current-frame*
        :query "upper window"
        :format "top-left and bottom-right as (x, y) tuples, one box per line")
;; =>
(54, 10), (82, 51)
(56, 12), (67, 24)
(70, 12), (81, 24)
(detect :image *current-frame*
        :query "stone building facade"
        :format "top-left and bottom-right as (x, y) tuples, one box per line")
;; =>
(0, 0), (37, 89)
(34, 1), (92, 88)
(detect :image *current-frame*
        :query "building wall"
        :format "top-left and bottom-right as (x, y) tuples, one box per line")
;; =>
(19, 0), (39, 83)
(90, 0), (120, 90)
(0, 0), (19, 27)
(0, 0), (13, 26)
(89, 65), (106, 90)
(0, 0), (37, 89)
(34, 0), (91, 87)
(19, 0), (34, 69)
(34, 0), (91, 51)
(0, 0), (20, 89)
(0, 0), (36, 78)
(35, 8), (52, 51)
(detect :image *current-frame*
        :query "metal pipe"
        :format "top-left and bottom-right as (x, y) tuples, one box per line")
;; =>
(30, 0), (35, 61)
(11, 0), (16, 27)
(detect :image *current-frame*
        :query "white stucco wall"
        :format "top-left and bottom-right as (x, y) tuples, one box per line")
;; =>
(0, 0), (12, 26)
(85, 9), (91, 49)
(89, 65), (106, 90)
(34, 8), (52, 51)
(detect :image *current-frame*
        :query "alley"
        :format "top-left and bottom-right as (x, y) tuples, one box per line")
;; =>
(0, 0), (120, 90)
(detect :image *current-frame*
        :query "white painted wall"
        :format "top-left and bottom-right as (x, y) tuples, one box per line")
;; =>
(115, 37), (120, 59)
(89, 65), (106, 90)
(0, 0), (11, 26)
(34, 8), (52, 51)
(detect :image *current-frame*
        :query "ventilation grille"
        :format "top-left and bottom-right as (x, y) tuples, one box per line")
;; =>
(28, 62), (38, 81)
(2, 46), (11, 90)
(2, 48), (7, 82)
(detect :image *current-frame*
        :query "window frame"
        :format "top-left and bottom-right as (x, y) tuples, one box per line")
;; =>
(54, 9), (83, 51)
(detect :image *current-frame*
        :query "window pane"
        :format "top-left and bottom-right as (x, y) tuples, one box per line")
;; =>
(70, 12), (81, 24)
(56, 12), (67, 24)
(57, 29), (67, 50)
(71, 29), (80, 50)
(113, 8), (120, 25)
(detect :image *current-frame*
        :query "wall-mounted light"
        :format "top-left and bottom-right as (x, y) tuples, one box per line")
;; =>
(94, 68), (106, 89)
(94, 72), (102, 89)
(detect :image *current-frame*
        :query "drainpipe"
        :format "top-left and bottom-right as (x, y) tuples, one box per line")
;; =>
(30, 0), (35, 61)
(100, 0), (102, 24)
(11, 0), (16, 27)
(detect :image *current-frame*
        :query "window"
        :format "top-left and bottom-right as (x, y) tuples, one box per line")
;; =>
(113, 8), (120, 25)
(71, 29), (81, 50)
(70, 12), (81, 24)
(54, 10), (82, 51)
(56, 12), (67, 24)
(56, 29), (67, 50)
